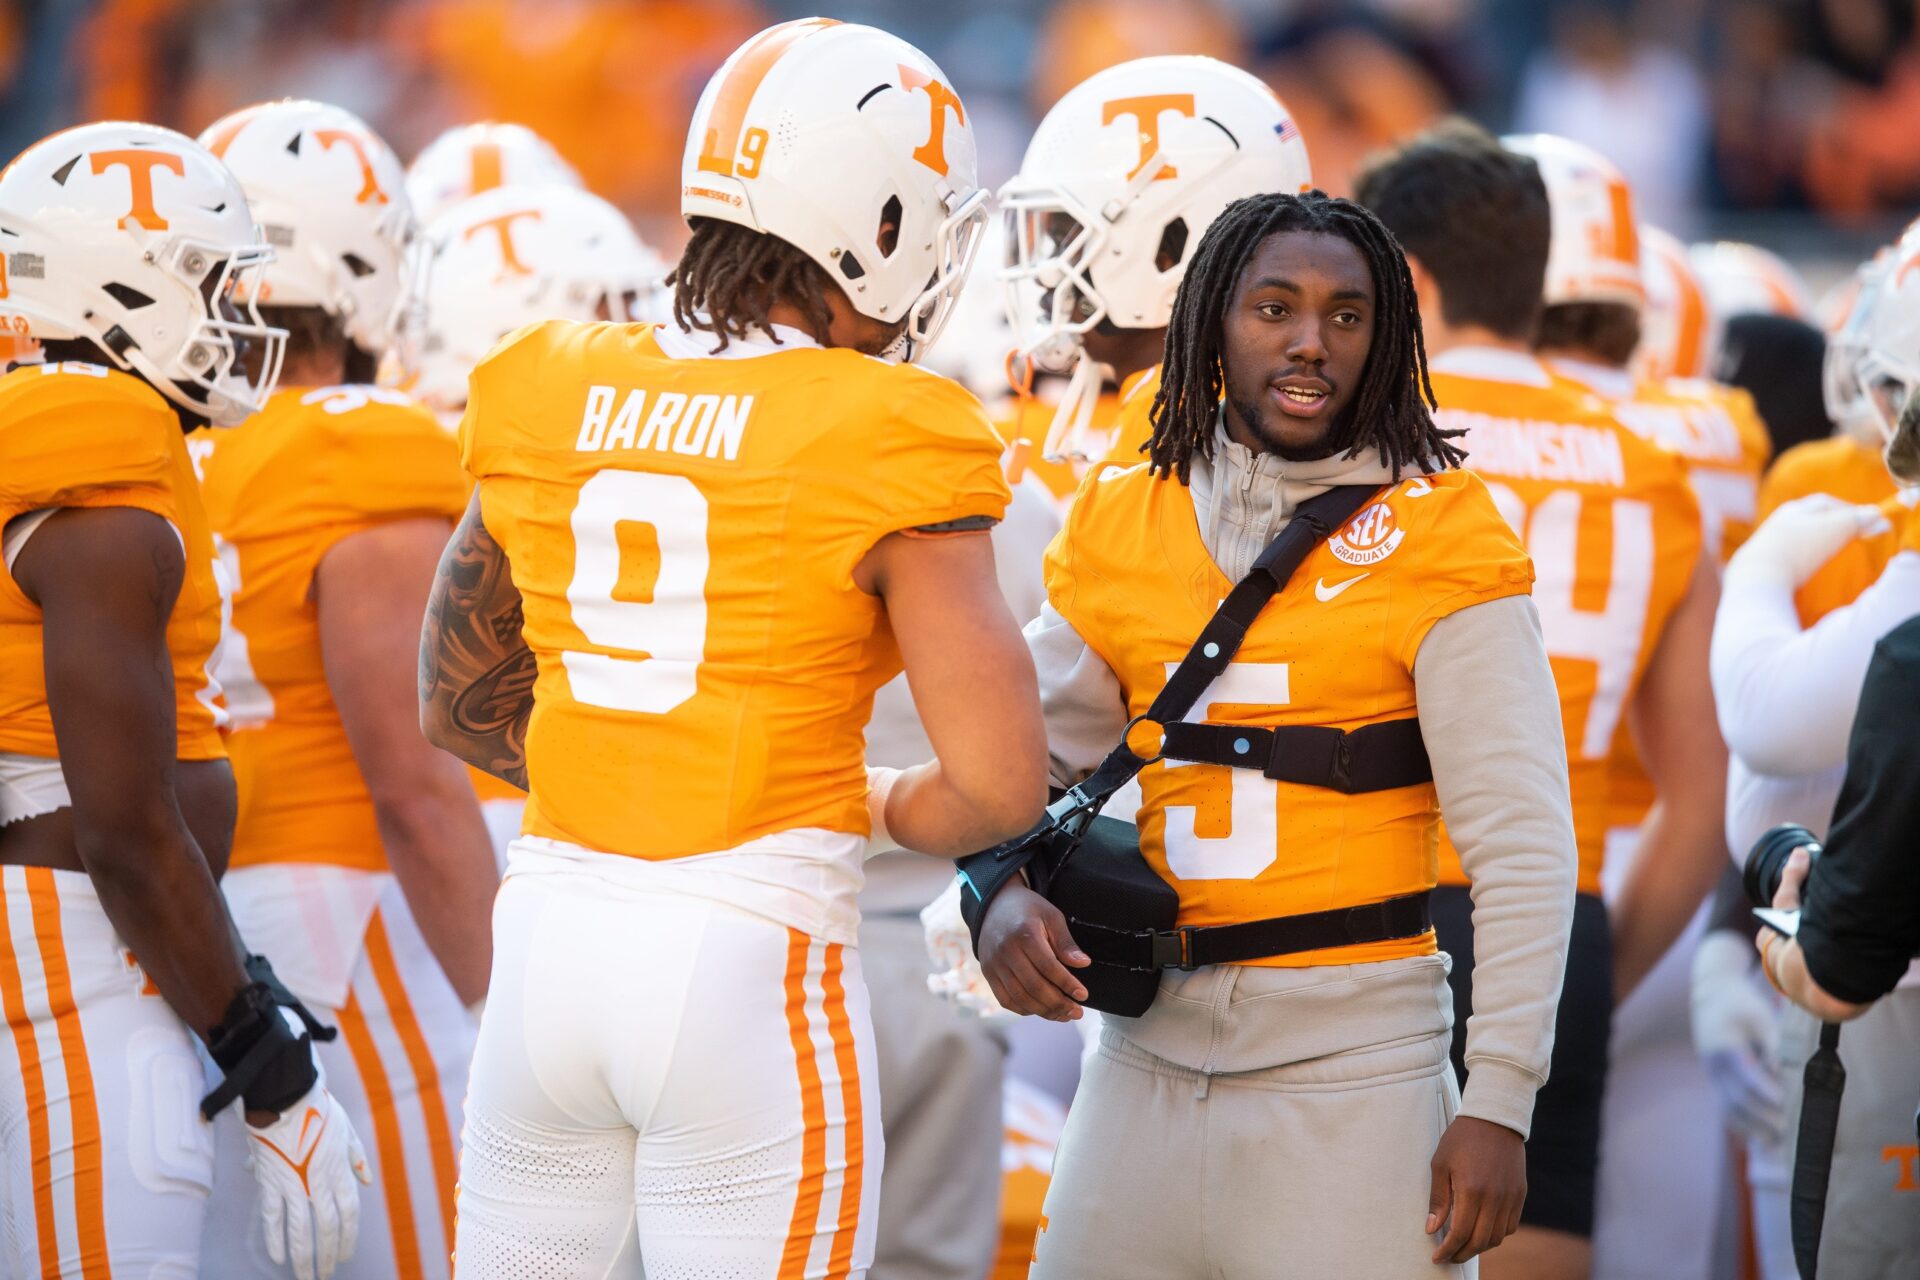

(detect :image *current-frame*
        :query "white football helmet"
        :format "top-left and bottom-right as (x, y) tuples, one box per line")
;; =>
(1633, 224), (1716, 381)
(1503, 133), (1643, 310)
(411, 184), (664, 416)
(406, 122), (583, 224)
(1822, 254), (1890, 444)
(681, 18), (987, 361)
(1000, 55), (1311, 460)
(1689, 240), (1812, 322)
(200, 100), (414, 361)
(1847, 234), (1920, 443)
(0, 122), (285, 424)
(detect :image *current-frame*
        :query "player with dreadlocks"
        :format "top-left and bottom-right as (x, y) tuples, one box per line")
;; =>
(968, 187), (1579, 1277)
(1144, 190), (1463, 483)
(668, 217), (840, 353)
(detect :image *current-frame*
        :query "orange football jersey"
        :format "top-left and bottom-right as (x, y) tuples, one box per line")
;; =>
(1050, 462), (1533, 966)
(461, 321), (1010, 860)
(1431, 349), (1703, 895)
(0, 362), (226, 761)
(1611, 378), (1769, 560)
(196, 385), (469, 871)
(1756, 435), (1906, 625)
(995, 389), (1118, 506)
(1758, 434), (1898, 520)
(1096, 363), (1160, 472)
(1547, 359), (1771, 830)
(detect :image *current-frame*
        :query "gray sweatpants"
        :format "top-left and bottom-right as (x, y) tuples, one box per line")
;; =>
(860, 913), (1008, 1280)
(1762, 987), (1920, 1280)
(1030, 954), (1474, 1280)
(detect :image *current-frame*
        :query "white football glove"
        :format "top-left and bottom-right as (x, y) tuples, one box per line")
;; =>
(1690, 930), (1785, 1145)
(921, 876), (1010, 1018)
(246, 1076), (372, 1280)
(1726, 494), (1889, 592)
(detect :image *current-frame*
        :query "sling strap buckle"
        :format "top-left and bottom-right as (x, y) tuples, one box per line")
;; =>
(1149, 926), (1197, 972)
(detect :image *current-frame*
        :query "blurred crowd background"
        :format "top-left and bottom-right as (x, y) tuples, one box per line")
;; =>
(6, 0), (1919, 284)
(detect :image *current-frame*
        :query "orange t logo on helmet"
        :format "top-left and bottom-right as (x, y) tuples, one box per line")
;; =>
(468, 141), (505, 195)
(313, 129), (390, 205)
(89, 149), (186, 230)
(1588, 174), (1637, 274)
(898, 65), (964, 176)
(464, 208), (542, 279)
(1101, 94), (1197, 181)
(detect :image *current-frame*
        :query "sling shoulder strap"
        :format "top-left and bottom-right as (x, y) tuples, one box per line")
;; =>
(1050, 482), (1384, 827)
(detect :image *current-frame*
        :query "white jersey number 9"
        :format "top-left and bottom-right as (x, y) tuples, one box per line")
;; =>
(563, 470), (709, 714)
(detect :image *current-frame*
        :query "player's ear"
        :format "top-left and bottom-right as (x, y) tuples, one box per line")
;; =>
(1402, 253), (1440, 322)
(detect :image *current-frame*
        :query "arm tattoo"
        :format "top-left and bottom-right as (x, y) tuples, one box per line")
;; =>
(420, 498), (533, 789)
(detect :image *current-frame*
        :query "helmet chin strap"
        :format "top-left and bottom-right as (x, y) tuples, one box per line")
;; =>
(877, 327), (916, 365)
(1040, 349), (1110, 465)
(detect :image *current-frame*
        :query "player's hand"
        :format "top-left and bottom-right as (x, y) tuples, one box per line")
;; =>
(977, 880), (1089, 1022)
(1691, 929), (1784, 1143)
(1728, 494), (1888, 591)
(920, 878), (1010, 1017)
(1427, 1115), (1526, 1265)
(245, 1080), (372, 1280)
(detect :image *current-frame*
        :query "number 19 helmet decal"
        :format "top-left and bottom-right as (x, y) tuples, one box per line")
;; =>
(681, 18), (987, 362)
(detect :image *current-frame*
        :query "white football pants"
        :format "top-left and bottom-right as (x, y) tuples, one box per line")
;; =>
(455, 847), (882, 1279)
(0, 865), (212, 1279)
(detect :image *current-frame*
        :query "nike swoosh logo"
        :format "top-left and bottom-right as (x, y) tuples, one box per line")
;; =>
(1315, 573), (1369, 601)
(1403, 478), (1433, 498)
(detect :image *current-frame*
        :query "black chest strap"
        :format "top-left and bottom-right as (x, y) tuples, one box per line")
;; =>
(1157, 717), (1431, 792)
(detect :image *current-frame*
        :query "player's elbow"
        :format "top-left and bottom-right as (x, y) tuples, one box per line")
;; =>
(369, 783), (481, 870)
(419, 695), (459, 756)
(71, 802), (191, 890)
(956, 742), (1048, 845)
(975, 774), (1048, 845)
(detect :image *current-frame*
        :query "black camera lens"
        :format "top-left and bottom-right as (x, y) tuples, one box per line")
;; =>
(1744, 823), (1822, 908)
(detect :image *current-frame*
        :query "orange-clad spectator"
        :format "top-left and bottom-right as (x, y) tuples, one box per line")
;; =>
(1027, 0), (1243, 113)
(0, 3), (21, 96)
(394, 0), (764, 227)
(72, 0), (190, 123)
(1250, 27), (1448, 199)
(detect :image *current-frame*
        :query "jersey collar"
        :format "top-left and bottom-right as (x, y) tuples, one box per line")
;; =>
(1429, 344), (1553, 387)
(653, 317), (824, 361)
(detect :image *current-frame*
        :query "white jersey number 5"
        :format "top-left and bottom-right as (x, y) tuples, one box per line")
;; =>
(564, 470), (709, 714)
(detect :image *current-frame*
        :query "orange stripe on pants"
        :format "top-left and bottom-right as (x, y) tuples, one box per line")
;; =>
(338, 986), (424, 1280)
(0, 875), (60, 1280)
(363, 913), (459, 1257)
(26, 869), (109, 1280)
(820, 945), (863, 1280)
(779, 929), (828, 1280)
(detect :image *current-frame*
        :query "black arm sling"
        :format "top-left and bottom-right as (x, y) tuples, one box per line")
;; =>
(957, 483), (1435, 1016)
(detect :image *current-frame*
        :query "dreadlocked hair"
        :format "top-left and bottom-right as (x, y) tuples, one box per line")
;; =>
(1146, 189), (1463, 484)
(669, 217), (837, 351)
